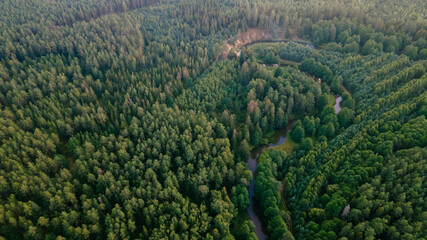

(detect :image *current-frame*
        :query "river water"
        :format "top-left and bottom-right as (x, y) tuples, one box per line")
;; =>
(247, 95), (341, 239)
(334, 96), (342, 114)
(244, 39), (337, 239)
(246, 125), (291, 240)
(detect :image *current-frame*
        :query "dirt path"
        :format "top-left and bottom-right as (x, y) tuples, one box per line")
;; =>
(217, 28), (273, 59)
(341, 85), (351, 97)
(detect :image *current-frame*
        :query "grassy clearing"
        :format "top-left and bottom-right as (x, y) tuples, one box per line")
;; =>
(272, 132), (296, 154)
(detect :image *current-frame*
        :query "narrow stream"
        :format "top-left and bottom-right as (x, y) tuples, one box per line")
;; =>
(243, 37), (340, 237)
(247, 95), (341, 239)
(247, 126), (291, 240)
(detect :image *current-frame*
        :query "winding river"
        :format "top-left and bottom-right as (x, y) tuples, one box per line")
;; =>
(242, 39), (341, 239)
(247, 96), (342, 240)
(246, 126), (290, 240)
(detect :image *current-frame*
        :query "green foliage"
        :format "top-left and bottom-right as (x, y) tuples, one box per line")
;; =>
(291, 125), (305, 143)
(281, 49), (427, 240)
(404, 45), (418, 60)
(300, 58), (334, 84)
(361, 40), (382, 56)
(343, 40), (360, 53)
(0, 0), (426, 239)
(301, 138), (314, 151)
(337, 108), (354, 128)
(232, 184), (250, 211)
(255, 150), (294, 240)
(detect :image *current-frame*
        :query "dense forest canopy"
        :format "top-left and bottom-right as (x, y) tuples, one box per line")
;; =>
(0, 0), (426, 239)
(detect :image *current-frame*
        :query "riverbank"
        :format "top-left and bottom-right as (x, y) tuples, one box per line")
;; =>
(245, 121), (295, 240)
(231, 40), (344, 239)
(246, 90), (344, 239)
